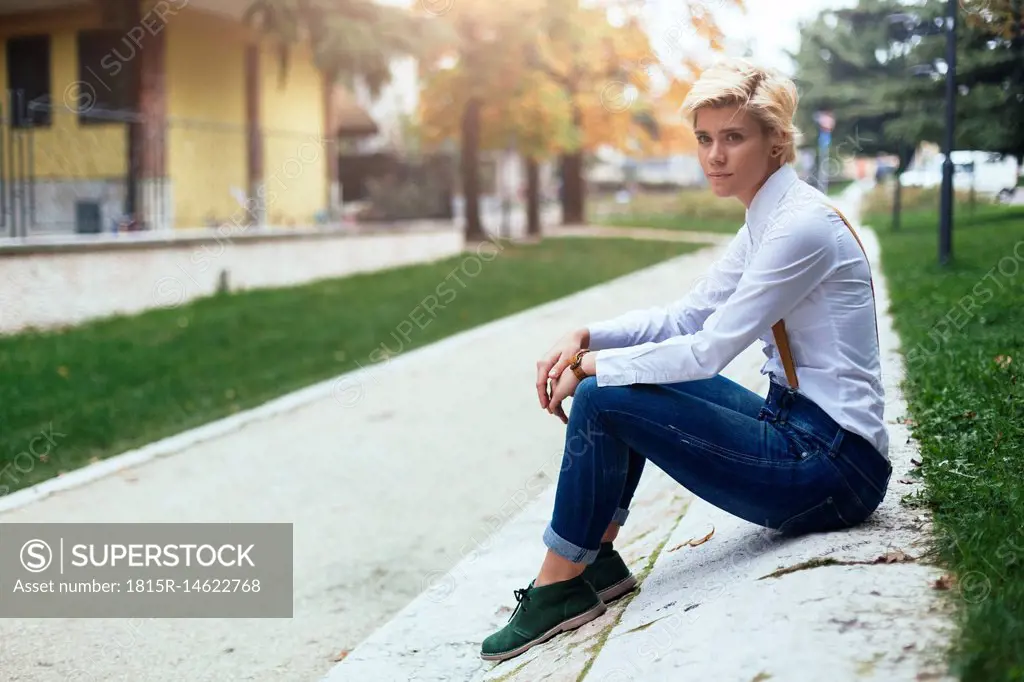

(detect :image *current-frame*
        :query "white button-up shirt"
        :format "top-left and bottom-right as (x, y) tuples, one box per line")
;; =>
(587, 165), (889, 458)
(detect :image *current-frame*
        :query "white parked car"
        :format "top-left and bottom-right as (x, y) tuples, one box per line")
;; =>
(901, 151), (1020, 202)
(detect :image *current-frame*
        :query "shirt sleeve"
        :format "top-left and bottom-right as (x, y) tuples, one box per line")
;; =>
(593, 216), (837, 386)
(586, 227), (750, 351)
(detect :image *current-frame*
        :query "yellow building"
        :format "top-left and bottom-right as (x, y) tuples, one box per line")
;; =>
(0, 0), (358, 235)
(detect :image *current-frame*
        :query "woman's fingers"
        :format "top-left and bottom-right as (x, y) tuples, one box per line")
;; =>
(538, 340), (580, 410)
(547, 352), (573, 382)
(547, 376), (571, 421)
(536, 357), (556, 408)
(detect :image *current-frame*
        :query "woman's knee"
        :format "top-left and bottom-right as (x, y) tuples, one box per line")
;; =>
(575, 375), (600, 401)
(569, 376), (603, 416)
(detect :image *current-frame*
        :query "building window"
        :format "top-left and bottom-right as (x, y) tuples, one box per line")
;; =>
(77, 30), (136, 124)
(5, 35), (52, 128)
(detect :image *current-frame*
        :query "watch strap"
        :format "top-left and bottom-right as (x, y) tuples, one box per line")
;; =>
(570, 349), (590, 380)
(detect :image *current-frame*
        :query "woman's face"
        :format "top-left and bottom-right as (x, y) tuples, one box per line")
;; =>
(694, 104), (781, 207)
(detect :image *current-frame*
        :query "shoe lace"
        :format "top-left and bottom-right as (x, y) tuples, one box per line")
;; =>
(508, 587), (532, 622)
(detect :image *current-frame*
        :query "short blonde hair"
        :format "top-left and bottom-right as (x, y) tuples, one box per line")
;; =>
(681, 57), (802, 164)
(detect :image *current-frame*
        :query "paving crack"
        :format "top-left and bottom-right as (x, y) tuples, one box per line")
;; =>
(576, 500), (690, 681)
(756, 552), (923, 581)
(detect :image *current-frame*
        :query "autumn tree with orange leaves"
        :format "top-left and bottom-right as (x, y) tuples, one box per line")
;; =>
(417, 0), (743, 236)
(417, 0), (571, 239)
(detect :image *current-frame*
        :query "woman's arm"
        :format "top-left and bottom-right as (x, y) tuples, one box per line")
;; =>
(586, 227), (750, 351)
(592, 215), (837, 386)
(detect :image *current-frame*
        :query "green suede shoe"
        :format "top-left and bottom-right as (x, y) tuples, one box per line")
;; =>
(480, 576), (606, 662)
(581, 542), (637, 603)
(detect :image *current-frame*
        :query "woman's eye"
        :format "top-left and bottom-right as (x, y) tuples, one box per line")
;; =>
(727, 133), (742, 142)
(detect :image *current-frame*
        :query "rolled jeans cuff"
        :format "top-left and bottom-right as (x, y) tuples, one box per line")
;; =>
(611, 507), (630, 526)
(543, 524), (599, 565)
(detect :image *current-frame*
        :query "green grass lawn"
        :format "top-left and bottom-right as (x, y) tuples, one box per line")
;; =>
(825, 179), (854, 196)
(595, 212), (742, 233)
(867, 201), (1024, 681)
(0, 236), (704, 495)
(591, 181), (856, 232)
(591, 188), (746, 234)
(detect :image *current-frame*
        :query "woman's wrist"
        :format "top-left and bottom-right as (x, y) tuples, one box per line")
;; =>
(581, 351), (598, 377)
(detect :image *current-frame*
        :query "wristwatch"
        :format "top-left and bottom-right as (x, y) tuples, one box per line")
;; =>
(569, 349), (590, 380)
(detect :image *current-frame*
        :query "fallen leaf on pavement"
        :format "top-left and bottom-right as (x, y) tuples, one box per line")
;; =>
(933, 574), (956, 591)
(898, 478), (915, 484)
(687, 527), (716, 547)
(669, 526), (716, 551)
(911, 458), (922, 467)
(875, 549), (913, 564)
(332, 650), (350, 662)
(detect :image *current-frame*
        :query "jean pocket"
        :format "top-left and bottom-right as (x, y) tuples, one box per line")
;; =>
(777, 423), (826, 461)
(776, 496), (852, 536)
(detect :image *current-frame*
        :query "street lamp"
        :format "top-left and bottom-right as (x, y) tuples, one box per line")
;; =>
(889, 0), (958, 265)
(939, 0), (957, 266)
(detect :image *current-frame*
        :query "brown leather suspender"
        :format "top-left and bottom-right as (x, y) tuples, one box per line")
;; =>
(770, 206), (879, 390)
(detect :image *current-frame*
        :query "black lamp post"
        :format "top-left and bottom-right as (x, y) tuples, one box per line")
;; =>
(889, 0), (958, 265)
(939, 0), (957, 266)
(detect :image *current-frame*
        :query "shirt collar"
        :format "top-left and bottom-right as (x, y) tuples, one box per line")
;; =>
(745, 164), (800, 238)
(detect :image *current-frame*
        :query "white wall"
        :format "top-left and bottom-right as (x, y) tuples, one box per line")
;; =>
(352, 56), (421, 153)
(0, 224), (463, 334)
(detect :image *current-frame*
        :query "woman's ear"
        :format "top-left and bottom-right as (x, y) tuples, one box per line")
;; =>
(769, 131), (787, 159)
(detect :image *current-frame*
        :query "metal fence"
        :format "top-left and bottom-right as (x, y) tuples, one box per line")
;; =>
(0, 95), (36, 238)
(0, 93), (169, 237)
(0, 88), (463, 238)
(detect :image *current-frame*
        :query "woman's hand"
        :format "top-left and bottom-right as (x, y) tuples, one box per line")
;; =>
(546, 352), (597, 424)
(536, 328), (589, 410)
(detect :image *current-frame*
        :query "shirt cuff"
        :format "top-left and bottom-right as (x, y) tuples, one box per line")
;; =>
(594, 348), (638, 387)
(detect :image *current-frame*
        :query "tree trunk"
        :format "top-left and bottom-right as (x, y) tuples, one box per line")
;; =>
(461, 96), (485, 241)
(560, 153), (585, 225)
(560, 104), (585, 225)
(525, 155), (541, 238)
(892, 173), (902, 232)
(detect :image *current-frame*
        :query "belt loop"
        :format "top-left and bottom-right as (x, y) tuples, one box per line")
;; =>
(777, 387), (798, 424)
(828, 429), (845, 458)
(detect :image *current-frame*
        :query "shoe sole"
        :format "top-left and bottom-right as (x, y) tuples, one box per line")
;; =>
(480, 601), (608, 662)
(597, 574), (638, 604)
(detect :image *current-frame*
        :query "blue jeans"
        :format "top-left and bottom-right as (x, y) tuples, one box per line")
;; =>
(543, 374), (893, 564)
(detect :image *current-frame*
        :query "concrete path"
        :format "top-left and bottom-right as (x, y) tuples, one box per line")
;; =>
(0, 231), (726, 680)
(321, 187), (959, 681)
